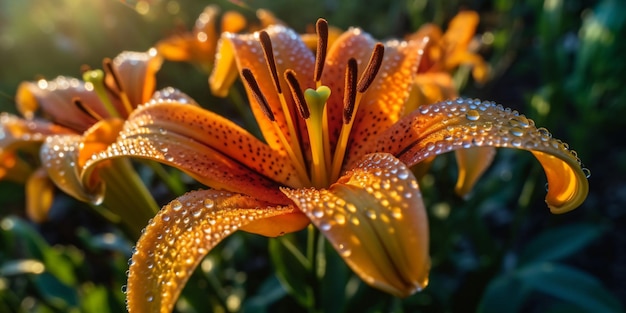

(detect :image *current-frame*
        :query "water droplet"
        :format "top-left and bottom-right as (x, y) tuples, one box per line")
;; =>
(121, 285), (128, 294)
(334, 213), (346, 225)
(465, 110), (480, 121)
(319, 221), (331, 231)
(203, 199), (215, 209)
(509, 127), (524, 137)
(338, 244), (352, 257)
(346, 203), (357, 213)
(582, 168), (591, 178)
(391, 208), (403, 219)
(366, 209), (377, 220)
(171, 200), (183, 212)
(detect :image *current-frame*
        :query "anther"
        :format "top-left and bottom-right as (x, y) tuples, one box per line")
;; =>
(258, 31), (282, 94)
(73, 97), (104, 121)
(357, 43), (385, 93)
(314, 19), (329, 83)
(343, 58), (358, 124)
(80, 64), (92, 74)
(241, 68), (275, 121)
(103, 58), (134, 115)
(284, 70), (310, 119)
(103, 58), (123, 93)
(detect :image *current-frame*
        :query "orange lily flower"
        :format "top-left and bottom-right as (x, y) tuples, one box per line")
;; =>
(55, 20), (588, 312)
(407, 10), (489, 110)
(156, 5), (281, 71)
(2, 49), (163, 236)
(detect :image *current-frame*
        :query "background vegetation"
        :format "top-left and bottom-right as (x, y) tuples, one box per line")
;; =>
(1, 0), (624, 312)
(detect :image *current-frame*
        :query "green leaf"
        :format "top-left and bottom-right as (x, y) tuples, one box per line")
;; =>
(518, 263), (624, 313)
(519, 223), (605, 265)
(478, 273), (530, 313)
(268, 235), (312, 308)
(31, 272), (79, 310)
(81, 285), (111, 313)
(241, 276), (287, 313)
(1, 217), (78, 285)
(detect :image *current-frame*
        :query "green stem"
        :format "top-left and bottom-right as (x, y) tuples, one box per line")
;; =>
(142, 160), (186, 196)
(306, 225), (324, 313)
(98, 158), (159, 239)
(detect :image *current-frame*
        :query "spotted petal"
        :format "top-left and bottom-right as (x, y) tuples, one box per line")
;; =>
(81, 102), (303, 202)
(282, 153), (429, 297)
(321, 29), (423, 162)
(15, 77), (104, 131)
(210, 25), (315, 152)
(106, 49), (163, 109)
(370, 98), (589, 213)
(126, 189), (306, 313)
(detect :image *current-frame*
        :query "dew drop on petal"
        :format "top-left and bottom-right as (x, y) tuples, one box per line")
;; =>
(466, 110), (480, 121)
(203, 199), (215, 209)
(171, 200), (183, 212)
(334, 213), (346, 225)
(509, 127), (524, 137)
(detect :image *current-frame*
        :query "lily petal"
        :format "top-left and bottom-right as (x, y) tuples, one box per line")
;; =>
(126, 189), (303, 313)
(371, 98), (589, 213)
(210, 25), (315, 151)
(343, 38), (423, 165)
(322, 29), (423, 161)
(119, 102), (291, 179)
(107, 49), (163, 108)
(15, 77), (105, 131)
(86, 102), (304, 195)
(25, 167), (54, 223)
(282, 153), (429, 297)
(454, 147), (496, 197)
(156, 6), (221, 65)
(1, 113), (75, 150)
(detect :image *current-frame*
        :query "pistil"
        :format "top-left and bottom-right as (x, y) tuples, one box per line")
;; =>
(82, 69), (121, 119)
(285, 70), (331, 187)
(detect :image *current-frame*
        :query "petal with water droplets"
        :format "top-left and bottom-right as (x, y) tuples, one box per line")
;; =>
(80, 102), (303, 201)
(126, 189), (305, 313)
(282, 153), (429, 297)
(370, 98), (589, 213)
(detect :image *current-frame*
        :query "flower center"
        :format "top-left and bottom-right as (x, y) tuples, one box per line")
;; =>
(242, 19), (384, 188)
(79, 59), (134, 120)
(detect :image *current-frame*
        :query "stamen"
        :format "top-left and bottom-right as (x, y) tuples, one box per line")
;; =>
(241, 69), (275, 121)
(82, 69), (120, 118)
(314, 18), (329, 85)
(73, 97), (104, 121)
(257, 30), (307, 178)
(242, 68), (311, 186)
(357, 43), (385, 93)
(284, 70), (310, 119)
(103, 58), (134, 115)
(330, 44), (385, 182)
(343, 58), (358, 125)
(258, 31), (282, 94)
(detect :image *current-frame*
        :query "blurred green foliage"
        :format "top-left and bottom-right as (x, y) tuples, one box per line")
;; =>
(1, 0), (625, 312)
